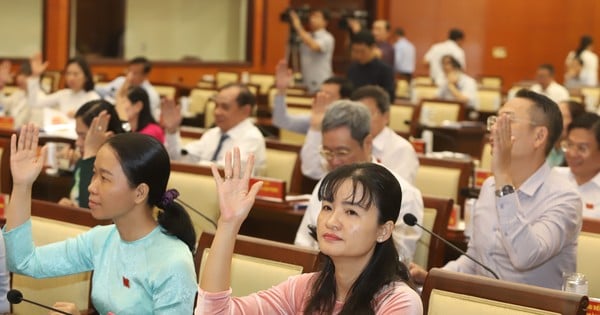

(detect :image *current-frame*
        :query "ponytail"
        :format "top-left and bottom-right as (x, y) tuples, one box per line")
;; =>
(156, 189), (197, 252)
(575, 35), (593, 58)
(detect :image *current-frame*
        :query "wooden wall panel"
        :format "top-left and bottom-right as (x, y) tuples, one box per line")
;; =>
(43, 0), (70, 72)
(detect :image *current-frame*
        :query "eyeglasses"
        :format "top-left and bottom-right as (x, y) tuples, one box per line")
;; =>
(487, 114), (537, 131)
(561, 140), (591, 156)
(320, 147), (351, 160)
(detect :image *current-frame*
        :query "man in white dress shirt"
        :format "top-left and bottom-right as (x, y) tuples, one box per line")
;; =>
(162, 83), (266, 175)
(424, 28), (466, 84)
(556, 112), (600, 218)
(529, 64), (570, 104)
(294, 100), (424, 261)
(96, 57), (161, 120)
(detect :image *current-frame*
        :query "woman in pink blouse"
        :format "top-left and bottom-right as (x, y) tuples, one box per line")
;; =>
(195, 148), (423, 314)
(118, 86), (165, 143)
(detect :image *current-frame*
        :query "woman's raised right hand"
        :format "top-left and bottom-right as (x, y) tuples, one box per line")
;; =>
(10, 123), (46, 186)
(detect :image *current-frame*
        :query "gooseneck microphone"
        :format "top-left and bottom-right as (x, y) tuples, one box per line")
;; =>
(403, 213), (500, 279)
(7, 289), (71, 315)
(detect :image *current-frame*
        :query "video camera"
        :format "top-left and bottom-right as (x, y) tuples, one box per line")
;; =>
(280, 6), (311, 23)
(338, 9), (370, 31)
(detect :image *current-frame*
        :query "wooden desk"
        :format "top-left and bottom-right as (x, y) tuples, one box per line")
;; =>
(417, 123), (487, 159)
(241, 198), (305, 244)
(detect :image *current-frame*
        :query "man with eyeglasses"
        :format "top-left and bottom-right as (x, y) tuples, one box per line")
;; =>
(294, 100), (424, 263)
(161, 83), (266, 175)
(556, 112), (600, 218)
(411, 89), (582, 290)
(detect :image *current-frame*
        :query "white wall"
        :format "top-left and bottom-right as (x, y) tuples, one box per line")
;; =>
(0, 0), (42, 57)
(125, 0), (247, 61)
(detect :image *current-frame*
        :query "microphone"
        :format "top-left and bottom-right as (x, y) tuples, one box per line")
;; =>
(7, 289), (71, 315)
(403, 213), (500, 279)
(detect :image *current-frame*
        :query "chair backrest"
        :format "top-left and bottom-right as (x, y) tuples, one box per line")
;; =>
(413, 76), (434, 86)
(168, 163), (219, 236)
(477, 88), (502, 113)
(422, 268), (588, 315)
(0, 86), (20, 96)
(278, 106), (310, 145)
(204, 100), (216, 128)
(216, 71), (239, 88)
(415, 156), (473, 208)
(196, 232), (320, 296)
(389, 103), (417, 136)
(248, 73), (275, 95)
(414, 197), (453, 269)
(479, 76), (503, 89)
(577, 218), (600, 298)
(11, 200), (110, 314)
(264, 147), (299, 194)
(418, 99), (466, 126)
(41, 71), (61, 93)
(411, 84), (439, 103)
(396, 78), (410, 99)
(580, 86), (600, 112)
(188, 88), (217, 115)
(480, 142), (492, 171)
(153, 85), (176, 99)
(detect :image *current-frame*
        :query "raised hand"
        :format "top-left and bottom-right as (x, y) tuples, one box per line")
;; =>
(83, 110), (113, 159)
(0, 60), (12, 86)
(275, 59), (293, 92)
(289, 11), (302, 31)
(160, 98), (182, 134)
(309, 91), (334, 131)
(29, 53), (49, 77)
(211, 147), (263, 228)
(10, 123), (46, 186)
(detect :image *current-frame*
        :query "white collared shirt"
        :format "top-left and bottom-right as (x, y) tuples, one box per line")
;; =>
(96, 76), (161, 121)
(165, 118), (266, 175)
(294, 158), (424, 261)
(565, 50), (598, 86)
(529, 81), (570, 104)
(556, 167), (600, 219)
(394, 37), (416, 74)
(424, 40), (466, 82)
(436, 72), (479, 109)
(27, 77), (100, 116)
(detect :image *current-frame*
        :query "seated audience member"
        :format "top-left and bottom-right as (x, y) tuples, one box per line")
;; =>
(529, 64), (570, 104)
(295, 101), (423, 262)
(289, 8), (335, 94)
(435, 55), (478, 109)
(162, 83), (266, 175)
(301, 85), (419, 183)
(4, 127), (197, 314)
(393, 28), (416, 79)
(347, 31), (396, 101)
(547, 100), (586, 167)
(117, 86), (165, 143)
(272, 59), (353, 134)
(411, 89), (582, 290)
(0, 60), (42, 128)
(27, 53), (100, 119)
(556, 113), (600, 218)
(96, 56), (161, 120)
(424, 28), (466, 84)
(58, 100), (125, 208)
(195, 148), (423, 314)
(564, 56), (586, 89)
(565, 35), (598, 86)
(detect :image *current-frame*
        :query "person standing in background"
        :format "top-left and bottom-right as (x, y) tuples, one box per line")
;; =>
(393, 28), (416, 80)
(565, 35), (598, 87)
(424, 28), (466, 84)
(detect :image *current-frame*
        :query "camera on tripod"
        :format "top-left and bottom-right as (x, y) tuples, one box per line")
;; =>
(338, 9), (370, 31)
(280, 6), (311, 23)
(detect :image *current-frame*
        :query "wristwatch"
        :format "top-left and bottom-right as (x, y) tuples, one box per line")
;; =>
(495, 185), (515, 197)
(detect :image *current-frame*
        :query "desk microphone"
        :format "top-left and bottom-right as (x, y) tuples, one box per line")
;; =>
(7, 289), (70, 315)
(403, 213), (500, 279)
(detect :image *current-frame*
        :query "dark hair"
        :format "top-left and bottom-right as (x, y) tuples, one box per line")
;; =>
(75, 100), (125, 134)
(129, 56), (152, 74)
(568, 112), (600, 147)
(351, 85), (390, 114)
(576, 35), (593, 58)
(515, 89), (563, 155)
(19, 61), (32, 76)
(104, 133), (196, 251)
(538, 64), (555, 76)
(351, 31), (376, 46)
(323, 76), (354, 99)
(304, 163), (411, 315)
(65, 56), (95, 91)
(126, 86), (156, 131)
(561, 100), (586, 124)
(448, 28), (464, 41)
(442, 54), (462, 71)
(219, 83), (257, 109)
(310, 8), (331, 22)
(394, 28), (405, 37)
